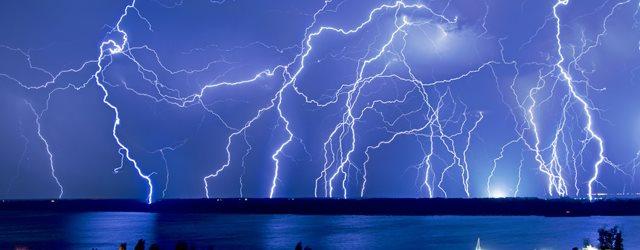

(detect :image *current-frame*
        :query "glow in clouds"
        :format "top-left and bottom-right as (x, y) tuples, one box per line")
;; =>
(1, 0), (640, 201)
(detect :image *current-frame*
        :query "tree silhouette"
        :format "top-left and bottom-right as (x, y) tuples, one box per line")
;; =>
(598, 226), (623, 250)
(598, 227), (613, 249)
(614, 228), (623, 250)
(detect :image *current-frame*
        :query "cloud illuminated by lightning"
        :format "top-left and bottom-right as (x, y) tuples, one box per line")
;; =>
(1, 0), (638, 201)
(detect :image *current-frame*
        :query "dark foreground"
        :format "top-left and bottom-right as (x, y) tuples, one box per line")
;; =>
(2, 198), (640, 216)
(0, 212), (637, 249)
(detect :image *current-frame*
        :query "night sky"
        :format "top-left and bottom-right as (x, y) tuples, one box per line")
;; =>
(2, 0), (640, 202)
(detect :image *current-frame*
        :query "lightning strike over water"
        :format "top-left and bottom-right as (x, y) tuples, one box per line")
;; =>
(25, 101), (63, 198)
(2, 0), (640, 201)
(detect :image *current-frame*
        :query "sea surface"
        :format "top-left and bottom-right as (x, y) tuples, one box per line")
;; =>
(0, 211), (638, 249)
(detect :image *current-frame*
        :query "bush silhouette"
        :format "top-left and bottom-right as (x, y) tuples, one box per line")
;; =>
(295, 242), (303, 250)
(295, 241), (311, 250)
(134, 239), (145, 250)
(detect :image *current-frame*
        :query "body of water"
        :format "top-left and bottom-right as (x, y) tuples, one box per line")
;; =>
(0, 212), (638, 249)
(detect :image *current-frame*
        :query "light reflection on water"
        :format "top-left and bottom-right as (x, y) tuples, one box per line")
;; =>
(66, 212), (157, 249)
(0, 212), (638, 249)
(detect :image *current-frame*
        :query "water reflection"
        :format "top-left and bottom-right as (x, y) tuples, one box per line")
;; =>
(66, 212), (157, 249)
(0, 212), (639, 249)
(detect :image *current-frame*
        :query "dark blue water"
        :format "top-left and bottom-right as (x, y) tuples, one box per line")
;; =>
(0, 212), (638, 249)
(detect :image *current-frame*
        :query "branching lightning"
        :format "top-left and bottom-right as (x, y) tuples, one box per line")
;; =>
(2, 0), (639, 201)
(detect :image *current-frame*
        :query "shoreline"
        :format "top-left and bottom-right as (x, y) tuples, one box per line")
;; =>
(2, 198), (640, 216)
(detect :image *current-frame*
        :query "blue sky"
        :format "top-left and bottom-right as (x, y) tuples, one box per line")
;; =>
(1, 0), (640, 201)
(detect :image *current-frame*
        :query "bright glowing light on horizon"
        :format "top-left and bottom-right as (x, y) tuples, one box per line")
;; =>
(489, 188), (507, 198)
(1, 0), (637, 201)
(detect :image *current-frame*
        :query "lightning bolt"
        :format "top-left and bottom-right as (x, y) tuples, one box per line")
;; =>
(486, 0), (634, 200)
(2, 0), (638, 201)
(24, 100), (63, 198)
(5, 116), (30, 195)
(552, 0), (630, 200)
(89, 0), (157, 204)
(147, 139), (188, 199)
